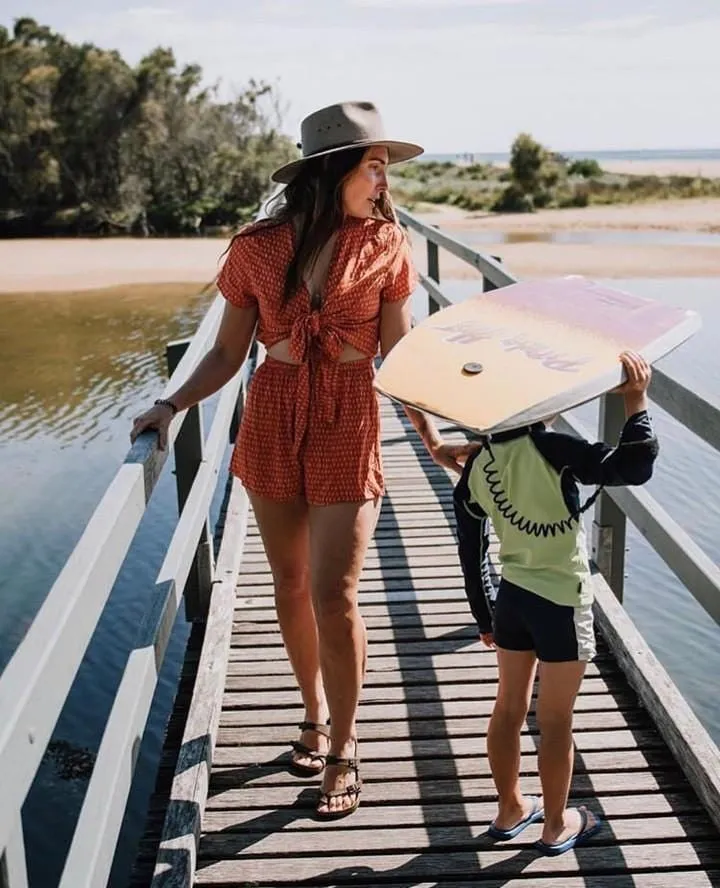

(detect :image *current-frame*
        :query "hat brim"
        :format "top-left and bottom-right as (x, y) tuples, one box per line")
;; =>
(271, 139), (424, 184)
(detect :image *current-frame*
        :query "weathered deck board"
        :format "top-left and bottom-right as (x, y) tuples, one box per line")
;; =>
(192, 400), (720, 886)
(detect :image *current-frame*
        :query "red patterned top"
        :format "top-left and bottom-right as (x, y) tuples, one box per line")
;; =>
(217, 215), (416, 354)
(217, 215), (417, 456)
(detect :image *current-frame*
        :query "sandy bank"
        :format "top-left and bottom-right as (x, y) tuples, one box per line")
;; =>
(2, 198), (720, 293)
(408, 238), (720, 281)
(414, 198), (720, 234)
(0, 238), (226, 293)
(600, 159), (720, 178)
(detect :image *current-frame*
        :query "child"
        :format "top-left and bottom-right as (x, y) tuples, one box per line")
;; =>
(453, 351), (658, 855)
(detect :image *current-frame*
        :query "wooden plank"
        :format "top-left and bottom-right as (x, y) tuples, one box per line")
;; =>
(592, 573), (720, 833)
(198, 876), (714, 888)
(228, 623), (478, 644)
(202, 791), (703, 829)
(206, 765), (688, 807)
(193, 841), (720, 884)
(234, 589), (472, 610)
(211, 730), (666, 768)
(207, 759), (687, 796)
(149, 478), (250, 888)
(237, 567), (468, 589)
(218, 693), (639, 728)
(220, 676), (628, 706)
(234, 598), (484, 619)
(239, 552), (481, 573)
(650, 366), (720, 455)
(224, 651), (602, 674)
(231, 610), (485, 630)
(222, 661), (614, 685)
(216, 710), (651, 746)
(199, 814), (717, 857)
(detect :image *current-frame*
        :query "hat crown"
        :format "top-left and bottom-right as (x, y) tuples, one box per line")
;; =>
(299, 101), (386, 158)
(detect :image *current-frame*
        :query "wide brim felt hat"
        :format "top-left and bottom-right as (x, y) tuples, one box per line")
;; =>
(271, 101), (424, 184)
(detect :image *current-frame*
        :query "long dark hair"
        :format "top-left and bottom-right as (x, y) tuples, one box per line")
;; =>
(231, 147), (398, 303)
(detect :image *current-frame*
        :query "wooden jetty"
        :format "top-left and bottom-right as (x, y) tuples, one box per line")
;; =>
(1, 208), (720, 888)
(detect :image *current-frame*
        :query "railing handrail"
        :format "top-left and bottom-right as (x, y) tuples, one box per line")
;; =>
(398, 205), (720, 625)
(0, 293), (242, 884)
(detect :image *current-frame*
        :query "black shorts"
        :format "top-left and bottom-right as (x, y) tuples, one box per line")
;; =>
(493, 578), (596, 663)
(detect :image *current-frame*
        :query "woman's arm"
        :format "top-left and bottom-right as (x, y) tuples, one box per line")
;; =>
(379, 298), (477, 473)
(131, 301), (258, 449)
(166, 302), (258, 410)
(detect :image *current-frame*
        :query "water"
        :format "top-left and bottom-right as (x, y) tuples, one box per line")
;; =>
(0, 282), (219, 887)
(456, 229), (720, 248)
(412, 276), (720, 742)
(1, 266), (719, 885)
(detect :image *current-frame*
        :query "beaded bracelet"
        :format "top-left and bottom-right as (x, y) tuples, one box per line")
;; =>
(154, 398), (179, 415)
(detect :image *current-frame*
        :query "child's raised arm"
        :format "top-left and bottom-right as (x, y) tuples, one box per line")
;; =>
(532, 352), (659, 488)
(611, 351), (652, 418)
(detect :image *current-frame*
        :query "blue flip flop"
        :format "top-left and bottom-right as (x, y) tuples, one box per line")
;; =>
(535, 808), (604, 856)
(487, 796), (544, 841)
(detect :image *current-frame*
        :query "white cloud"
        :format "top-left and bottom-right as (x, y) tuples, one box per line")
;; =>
(574, 15), (659, 33)
(351, 0), (530, 5)
(125, 6), (177, 17)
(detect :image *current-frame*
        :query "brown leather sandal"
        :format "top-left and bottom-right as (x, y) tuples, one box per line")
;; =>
(315, 741), (362, 820)
(289, 721), (330, 777)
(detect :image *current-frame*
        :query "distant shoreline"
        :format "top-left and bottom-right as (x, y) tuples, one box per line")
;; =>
(421, 154), (720, 179)
(1, 197), (719, 293)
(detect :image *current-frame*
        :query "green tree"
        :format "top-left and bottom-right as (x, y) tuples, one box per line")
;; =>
(509, 132), (546, 193)
(0, 20), (296, 236)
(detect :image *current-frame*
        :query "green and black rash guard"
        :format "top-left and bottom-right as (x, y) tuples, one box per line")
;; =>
(453, 411), (659, 633)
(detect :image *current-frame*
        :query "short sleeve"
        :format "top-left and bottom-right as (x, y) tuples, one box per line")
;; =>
(382, 228), (418, 303)
(217, 235), (257, 309)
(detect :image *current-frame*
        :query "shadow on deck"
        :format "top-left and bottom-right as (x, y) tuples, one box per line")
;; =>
(138, 399), (719, 888)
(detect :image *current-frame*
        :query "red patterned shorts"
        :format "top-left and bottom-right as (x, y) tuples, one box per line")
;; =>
(231, 356), (384, 505)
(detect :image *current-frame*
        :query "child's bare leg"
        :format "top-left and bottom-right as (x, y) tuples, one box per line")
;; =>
(488, 647), (538, 827)
(536, 660), (597, 843)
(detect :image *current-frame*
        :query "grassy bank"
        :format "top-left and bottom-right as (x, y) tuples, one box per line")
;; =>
(389, 157), (720, 213)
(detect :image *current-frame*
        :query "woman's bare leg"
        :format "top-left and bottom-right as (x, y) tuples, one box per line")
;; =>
(250, 493), (328, 770)
(309, 498), (380, 814)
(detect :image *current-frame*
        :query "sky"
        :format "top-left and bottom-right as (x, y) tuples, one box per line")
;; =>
(3, 0), (720, 153)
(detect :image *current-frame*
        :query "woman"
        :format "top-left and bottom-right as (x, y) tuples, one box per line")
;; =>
(130, 101), (475, 819)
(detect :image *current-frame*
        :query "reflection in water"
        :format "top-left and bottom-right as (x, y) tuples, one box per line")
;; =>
(0, 283), (214, 444)
(456, 228), (720, 248)
(0, 281), (217, 887)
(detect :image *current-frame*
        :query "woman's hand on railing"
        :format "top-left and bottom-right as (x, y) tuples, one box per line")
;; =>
(130, 402), (176, 451)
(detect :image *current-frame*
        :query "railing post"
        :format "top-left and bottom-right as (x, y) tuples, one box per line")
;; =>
(229, 339), (257, 445)
(427, 234), (440, 315)
(483, 255), (503, 292)
(1, 820), (29, 888)
(166, 339), (215, 621)
(592, 392), (627, 600)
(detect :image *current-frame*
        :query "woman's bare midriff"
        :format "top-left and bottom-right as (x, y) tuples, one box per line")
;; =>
(267, 338), (369, 364)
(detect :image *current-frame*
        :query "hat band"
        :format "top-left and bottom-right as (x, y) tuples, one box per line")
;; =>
(302, 135), (377, 158)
